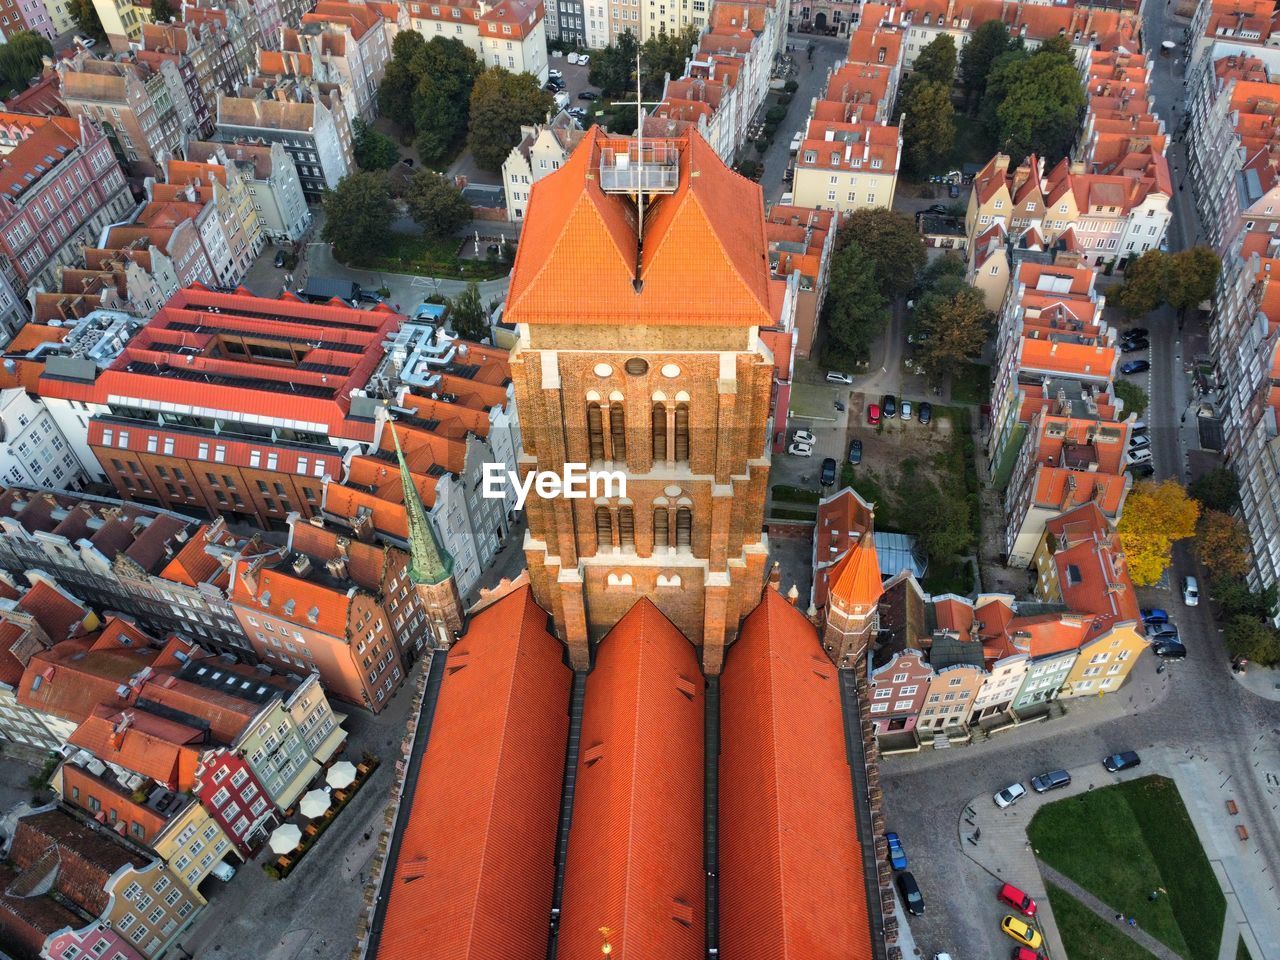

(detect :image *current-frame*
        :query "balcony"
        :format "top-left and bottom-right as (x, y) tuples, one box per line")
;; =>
(598, 141), (680, 194)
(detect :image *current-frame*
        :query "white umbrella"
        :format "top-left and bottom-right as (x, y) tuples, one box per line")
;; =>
(326, 761), (357, 790)
(299, 788), (331, 819)
(269, 823), (302, 855)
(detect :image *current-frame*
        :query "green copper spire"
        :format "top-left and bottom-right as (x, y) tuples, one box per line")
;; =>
(390, 423), (453, 586)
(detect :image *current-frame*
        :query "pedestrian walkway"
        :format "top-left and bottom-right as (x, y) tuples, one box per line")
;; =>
(1231, 663), (1280, 702)
(1037, 861), (1181, 960)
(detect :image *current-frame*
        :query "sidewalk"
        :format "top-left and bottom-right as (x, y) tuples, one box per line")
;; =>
(1231, 664), (1280, 702)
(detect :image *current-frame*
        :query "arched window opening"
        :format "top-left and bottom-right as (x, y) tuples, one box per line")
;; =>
(676, 507), (692, 548)
(610, 405), (627, 461)
(587, 403), (605, 461)
(674, 403), (690, 462)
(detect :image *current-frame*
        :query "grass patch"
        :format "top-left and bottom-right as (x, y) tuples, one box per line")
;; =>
(1237, 938), (1254, 960)
(1047, 884), (1160, 960)
(950, 362), (991, 406)
(846, 469), (897, 528)
(1029, 776), (1225, 960)
(346, 232), (508, 280)
(923, 556), (971, 596)
(772, 485), (821, 505)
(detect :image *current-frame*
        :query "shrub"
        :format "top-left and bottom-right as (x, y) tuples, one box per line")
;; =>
(766, 105), (787, 124)
(755, 138), (768, 154)
(784, 79), (799, 93)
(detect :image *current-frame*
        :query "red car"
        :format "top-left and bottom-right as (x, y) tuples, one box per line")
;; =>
(867, 403), (881, 425)
(998, 883), (1037, 917)
(1012, 949), (1046, 960)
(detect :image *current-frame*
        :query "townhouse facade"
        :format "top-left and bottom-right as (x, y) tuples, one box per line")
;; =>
(502, 110), (584, 221)
(406, 0), (549, 83)
(187, 140), (312, 243)
(0, 387), (87, 492)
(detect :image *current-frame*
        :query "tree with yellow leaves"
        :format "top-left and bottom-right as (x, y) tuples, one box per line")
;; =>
(1116, 480), (1200, 586)
(1196, 509), (1250, 579)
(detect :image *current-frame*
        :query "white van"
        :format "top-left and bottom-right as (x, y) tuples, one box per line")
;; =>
(554, 92), (570, 111)
(1183, 576), (1199, 606)
(210, 860), (236, 882)
(566, 51), (580, 65)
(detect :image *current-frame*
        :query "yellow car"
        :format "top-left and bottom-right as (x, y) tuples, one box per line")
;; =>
(1001, 915), (1044, 949)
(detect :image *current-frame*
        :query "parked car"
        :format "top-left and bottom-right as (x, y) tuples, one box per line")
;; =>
(1131, 419), (1148, 434)
(1030, 769), (1071, 794)
(820, 457), (837, 486)
(789, 442), (814, 457)
(998, 882), (1038, 917)
(868, 403), (882, 425)
(1103, 751), (1141, 772)
(1122, 327), (1150, 341)
(567, 108), (588, 121)
(1129, 448), (1153, 464)
(1153, 641), (1187, 660)
(949, 182), (960, 198)
(74, 35), (96, 47)
(1121, 338), (1150, 353)
(548, 68), (563, 80)
(545, 80), (564, 92)
(826, 371), (854, 384)
(994, 782), (1027, 808)
(578, 90), (600, 100)
(577, 53), (590, 65)
(793, 429), (817, 446)
(1130, 435), (1151, 451)
(1121, 359), (1151, 375)
(882, 394), (897, 418)
(356, 289), (385, 304)
(885, 831), (908, 870)
(849, 439), (863, 465)
(210, 860), (236, 881)
(1146, 619), (1178, 638)
(273, 249), (287, 268)
(897, 871), (925, 916)
(1012, 950), (1047, 960)
(1183, 575), (1200, 606)
(900, 399), (913, 420)
(834, 398), (845, 412)
(918, 401), (932, 425)
(1001, 917), (1044, 950)
(925, 203), (950, 214)
(1128, 462), (1155, 477)
(1141, 608), (1169, 623)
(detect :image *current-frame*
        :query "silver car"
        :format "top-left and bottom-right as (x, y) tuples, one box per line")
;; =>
(994, 782), (1027, 808)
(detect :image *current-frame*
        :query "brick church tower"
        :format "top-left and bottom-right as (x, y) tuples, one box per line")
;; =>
(392, 425), (463, 650)
(505, 128), (777, 675)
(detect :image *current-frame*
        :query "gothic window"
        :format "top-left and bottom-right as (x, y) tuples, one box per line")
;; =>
(676, 507), (692, 548)
(674, 403), (690, 461)
(610, 405), (626, 461)
(653, 507), (669, 547)
(587, 403), (605, 461)
(618, 506), (634, 548)
(595, 506), (613, 547)
(651, 403), (667, 460)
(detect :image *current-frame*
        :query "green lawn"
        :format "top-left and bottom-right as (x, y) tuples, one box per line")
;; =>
(950, 362), (991, 406)
(1047, 884), (1160, 960)
(923, 556), (972, 596)
(1029, 776), (1226, 960)
(1237, 937), (1254, 960)
(345, 232), (509, 280)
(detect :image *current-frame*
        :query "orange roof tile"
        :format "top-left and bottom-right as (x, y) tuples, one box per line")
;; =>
(559, 598), (705, 960)
(374, 586), (570, 960)
(506, 128), (773, 327)
(720, 590), (872, 959)
(69, 704), (204, 790)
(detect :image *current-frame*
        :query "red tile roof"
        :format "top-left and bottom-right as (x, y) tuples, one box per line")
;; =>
(720, 590), (872, 959)
(69, 704), (204, 791)
(18, 620), (161, 724)
(374, 585), (570, 960)
(506, 127), (773, 327)
(16, 580), (90, 644)
(559, 598), (705, 960)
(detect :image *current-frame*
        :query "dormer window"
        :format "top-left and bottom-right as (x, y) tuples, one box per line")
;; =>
(260, 590), (271, 607)
(870, 159), (882, 169)
(283, 599), (296, 615)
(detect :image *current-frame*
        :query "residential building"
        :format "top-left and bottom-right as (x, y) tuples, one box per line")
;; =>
(501, 110), (584, 222)
(216, 81), (355, 203)
(192, 748), (273, 855)
(0, 112), (132, 307)
(765, 203), (836, 360)
(792, 20), (903, 214)
(134, 44), (212, 143)
(868, 648), (932, 746)
(0, 578), (96, 752)
(1186, 47), (1280, 257)
(0, 388), (86, 492)
(56, 53), (192, 178)
(405, 0), (549, 84)
(92, 0), (154, 50)
(1188, 0), (1280, 65)
(42, 0), (77, 34)
(55, 241), (181, 319)
(164, 154), (266, 284)
(3, 68), (67, 118)
(3, 0), (55, 39)
(546, 0), (584, 46)
(0, 866), (145, 960)
(10, 807), (203, 960)
(36, 287), (398, 529)
(187, 140), (311, 243)
(0, 488), (262, 662)
(813, 485), (883, 667)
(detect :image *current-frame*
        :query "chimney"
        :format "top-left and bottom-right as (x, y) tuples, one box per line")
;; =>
(786, 584), (800, 606)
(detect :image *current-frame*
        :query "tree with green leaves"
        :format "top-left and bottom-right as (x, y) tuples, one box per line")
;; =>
(1225, 615), (1280, 666)
(640, 26), (700, 97)
(352, 119), (400, 170)
(911, 34), (957, 87)
(1189, 466), (1240, 513)
(71, 0), (106, 41)
(405, 170), (471, 241)
(822, 241), (889, 361)
(149, 0), (175, 22)
(982, 43), (1085, 163)
(448, 282), (490, 342)
(959, 20), (1019, 93)
(899, 468), (973, 559)
(916, 250), (967, 291)
(1168, 246), (1221, 315)
(901, 79), (955, 174)
(1213, 577), (1275, 621)
(590, 30), (638, 97)
(467, 68), (555, 171)
(0, 31), (52, 90)
(1112, 249), (1172, 317)
(321, 172), (394, 264)
(1112, 379), (1148, 418)
(1197, 509), (1251, 579)
(414, 38), (484, 164)
(911, 284), (992, 377)
(833, 209), (927, 297)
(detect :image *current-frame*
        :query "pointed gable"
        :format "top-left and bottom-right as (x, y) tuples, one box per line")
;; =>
(559, 598), (705, 960)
